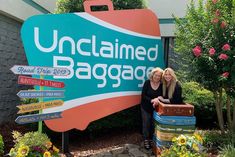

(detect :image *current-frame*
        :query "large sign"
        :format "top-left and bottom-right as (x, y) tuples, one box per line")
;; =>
(21, 0), (164, 131)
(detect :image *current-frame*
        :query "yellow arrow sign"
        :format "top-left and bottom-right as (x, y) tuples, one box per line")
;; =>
(17, 100), (64, 114)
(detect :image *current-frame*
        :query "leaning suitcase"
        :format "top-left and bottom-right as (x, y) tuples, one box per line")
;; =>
(153, 111), (196, 125)
(156, 102), (194, 116)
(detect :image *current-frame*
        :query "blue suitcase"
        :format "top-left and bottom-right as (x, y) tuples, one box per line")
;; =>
(153, 134), (171, 148)
(153, 111), (196, 125)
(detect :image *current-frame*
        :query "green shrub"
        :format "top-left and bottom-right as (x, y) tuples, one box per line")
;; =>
(182, 82), (215, 106)
(20, 98), (39, 104)
(0, 134), (4, 156)
(219, 144), (235, 157)
(203, 130), (235, 149)
(182, 82), (217, 124)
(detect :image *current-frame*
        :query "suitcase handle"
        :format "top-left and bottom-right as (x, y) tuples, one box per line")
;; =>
(84, 0), (114, 13)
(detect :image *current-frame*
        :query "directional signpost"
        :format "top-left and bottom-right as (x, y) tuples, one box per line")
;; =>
(15, 112), (62, 124)
(17, 90), (65, 98)
(11, 65), (70, 76)
(17, 100), (64, 114)
(18, 76), (65, 88)
(12, 65), (68, 133)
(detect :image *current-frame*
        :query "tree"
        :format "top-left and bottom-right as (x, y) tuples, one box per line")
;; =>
(174, 0), (235, 133)
(55, 0), (147, 13)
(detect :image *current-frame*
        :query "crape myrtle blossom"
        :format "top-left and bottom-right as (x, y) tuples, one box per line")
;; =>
(222, 43), (230, 51)
(218, 53), (228, 60)
(193, 46), (202, 57)
(220, 21), (227, 28)
(222, 72), (229, 78)
(215, 9), (220, 16)
(212, 18), (219, 24)
(209, 48), (216, 56)
(212, 0), (217, 4)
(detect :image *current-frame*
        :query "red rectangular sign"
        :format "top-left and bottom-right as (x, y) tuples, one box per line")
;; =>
(18, 76), (65, 88)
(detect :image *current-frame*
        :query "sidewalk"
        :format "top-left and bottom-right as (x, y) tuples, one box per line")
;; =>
(61, 143), (156, 157)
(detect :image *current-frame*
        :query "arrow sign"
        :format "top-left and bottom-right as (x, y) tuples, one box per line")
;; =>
(15, 112), (62, 124)
(11, 65), (70, 76)
(18, 76), (65, 88)
(17, 90), (64, 98)
(17, 100), (64, 114)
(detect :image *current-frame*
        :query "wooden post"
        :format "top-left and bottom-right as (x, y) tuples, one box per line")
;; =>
(38, 75), (44, 133)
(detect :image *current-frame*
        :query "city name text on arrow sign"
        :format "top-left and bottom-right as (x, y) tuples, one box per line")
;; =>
(15, 112), (62, 124)
(11, 65), (70, 76)
(17, 90), (64, 98)
(17, 100), (64, 114)
(18, 75), (65, 88)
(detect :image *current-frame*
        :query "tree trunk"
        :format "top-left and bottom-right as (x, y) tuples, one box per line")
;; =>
(232, 100), (235, 132)
(233, 0), (235, 24)
(214, 91), (225, 133)
(226, 96), (232, 130)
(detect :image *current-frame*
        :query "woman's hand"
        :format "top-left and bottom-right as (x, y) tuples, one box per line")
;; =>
(157, 96), (170, 104)
(157, 96), (164, 102)
(151, 98), (159, 107)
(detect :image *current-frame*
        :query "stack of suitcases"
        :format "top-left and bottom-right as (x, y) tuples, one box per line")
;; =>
(152, 102), (196, 156)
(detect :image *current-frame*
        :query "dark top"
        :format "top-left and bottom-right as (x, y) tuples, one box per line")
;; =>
(163, 81), (183, 104)
(141, 80), (163, 113)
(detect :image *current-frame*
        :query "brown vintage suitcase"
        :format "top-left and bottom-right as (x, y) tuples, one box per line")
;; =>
(156, 102), (194, 116)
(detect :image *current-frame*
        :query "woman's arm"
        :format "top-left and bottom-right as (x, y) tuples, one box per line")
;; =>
(141, 80), (151, 103)
(170, 82), (183, 104)
(157, 82), (183, 104)
(157, 96), (170, 104)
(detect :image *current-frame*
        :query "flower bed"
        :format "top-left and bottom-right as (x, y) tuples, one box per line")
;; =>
(8, 131), (59, 157)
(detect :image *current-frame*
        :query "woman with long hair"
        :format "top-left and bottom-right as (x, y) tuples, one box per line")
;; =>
(157, 68), (183, 104)
(140, 67), (163, 149)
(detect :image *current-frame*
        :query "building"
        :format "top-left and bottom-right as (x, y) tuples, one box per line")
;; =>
(0, 0), (56, 124)
(0, 0), (189, 124)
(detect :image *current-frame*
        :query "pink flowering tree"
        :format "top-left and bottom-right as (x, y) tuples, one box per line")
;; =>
(174, 0), (235, 132)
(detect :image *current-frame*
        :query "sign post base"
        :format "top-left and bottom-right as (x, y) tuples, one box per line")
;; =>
(62, 131), (70, 154)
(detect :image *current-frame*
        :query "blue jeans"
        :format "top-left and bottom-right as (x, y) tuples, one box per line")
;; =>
(141, 107), (154, 140)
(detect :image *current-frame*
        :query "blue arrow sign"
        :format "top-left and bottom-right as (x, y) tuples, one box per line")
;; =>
(10, 65), (70, 76)
(17, 90), (64, 98)
(15, 112), (62, 124)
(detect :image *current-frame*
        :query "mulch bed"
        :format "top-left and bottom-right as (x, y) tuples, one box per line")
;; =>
(0, 123), (142, 155)
(68, 129), (142, 151)
(0, 123), (219, 156)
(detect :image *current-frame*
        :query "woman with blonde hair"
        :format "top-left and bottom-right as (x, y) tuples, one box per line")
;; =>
(157, 68), (183, 104)
(140, 67), (163, 149)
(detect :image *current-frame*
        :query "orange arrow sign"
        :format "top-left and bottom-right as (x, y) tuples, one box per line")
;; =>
(17, 100), (64, 114)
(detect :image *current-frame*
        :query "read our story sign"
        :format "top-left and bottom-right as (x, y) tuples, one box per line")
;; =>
(21, 0), (164, 132)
